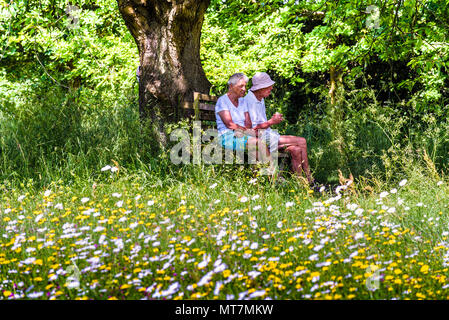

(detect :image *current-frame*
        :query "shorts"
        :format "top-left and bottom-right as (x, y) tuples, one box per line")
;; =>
(220, 131), (248, 152)
(259, 129), (280, 153)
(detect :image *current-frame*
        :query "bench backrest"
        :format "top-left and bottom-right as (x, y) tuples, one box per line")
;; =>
(181, 92), (218, 123)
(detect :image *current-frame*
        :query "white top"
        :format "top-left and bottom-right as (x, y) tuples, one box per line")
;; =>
(244, 90), (279, 152)
(244, 90), (268, 128)
(215, 94), (248, 135)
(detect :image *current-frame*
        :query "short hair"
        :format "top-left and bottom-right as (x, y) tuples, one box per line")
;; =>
(227, 73), (249, 87)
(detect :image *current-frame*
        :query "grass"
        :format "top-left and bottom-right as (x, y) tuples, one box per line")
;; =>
(2, 70), (449, 300)
(1, 161), (449, 300)
(3, 1), (449, 300)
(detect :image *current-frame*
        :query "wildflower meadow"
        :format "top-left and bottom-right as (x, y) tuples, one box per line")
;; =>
(1, 162), (449, 301)
(2, 0), (449, 305)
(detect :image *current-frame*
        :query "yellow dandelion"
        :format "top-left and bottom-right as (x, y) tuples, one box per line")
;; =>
(33, 259), (43, 266)
(420, 265), (430, 273)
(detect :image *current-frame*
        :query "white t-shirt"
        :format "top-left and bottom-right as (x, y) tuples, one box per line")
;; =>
(215, 94), (248, 135)
(244, 90), (268, 127)
(244, 90), (279, 152)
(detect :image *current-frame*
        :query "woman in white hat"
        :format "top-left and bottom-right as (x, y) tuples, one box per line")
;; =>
(244, 72), (313, 184)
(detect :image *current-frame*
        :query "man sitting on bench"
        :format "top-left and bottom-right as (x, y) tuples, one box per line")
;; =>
(244, 72), (313, 184)
(215, 73), (270, 163)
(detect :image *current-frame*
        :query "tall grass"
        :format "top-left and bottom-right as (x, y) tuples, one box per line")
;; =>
(265, 83), (449, 186)
(0, 78), (161, 187)
(2, 74), (449, 300)
(1, 147), (448, 300)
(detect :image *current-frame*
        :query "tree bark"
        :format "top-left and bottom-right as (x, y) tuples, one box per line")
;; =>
(329, 65), (343, 106)
(117, 0), (211, 126)
(328, 65), (346, 169)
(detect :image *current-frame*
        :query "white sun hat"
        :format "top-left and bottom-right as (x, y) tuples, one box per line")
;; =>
(250, 72), (276, 91)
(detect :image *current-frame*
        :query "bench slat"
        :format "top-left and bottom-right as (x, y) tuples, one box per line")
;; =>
(198, 103), (215, 111)
(199, 113), (216, 121)
(193, 92), (218, 102)
(182, 102), (216, 112)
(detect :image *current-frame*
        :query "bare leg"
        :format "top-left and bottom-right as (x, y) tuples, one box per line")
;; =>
(247, 137), (270, 163)
(279, 136), (312, 183)
(285, 145), (302, 175)
(247, 137), (276, 177)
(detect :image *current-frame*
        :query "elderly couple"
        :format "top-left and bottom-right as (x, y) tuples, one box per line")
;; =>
(215, 72), (313, 184)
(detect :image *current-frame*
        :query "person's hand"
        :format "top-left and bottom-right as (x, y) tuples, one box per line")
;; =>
(270, 112), (283, 125)
(251, 126), (262, 137)
(234, 130), (245, 138)
(244, 128), (257, 137)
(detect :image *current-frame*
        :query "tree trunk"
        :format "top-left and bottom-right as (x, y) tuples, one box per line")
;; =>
(117, 0), (211, 128)
(328, 65), (346, 170)
(329, 66), (343, 106)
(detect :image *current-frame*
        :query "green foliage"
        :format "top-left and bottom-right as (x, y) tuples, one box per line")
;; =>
(1, 0), (449, 188)
(0, 0), (138, 90)
(0, 0), (146, 185)
(202, 0), (449, 112)
(2, 0), (449, 301)
(0, 77), (161, 185)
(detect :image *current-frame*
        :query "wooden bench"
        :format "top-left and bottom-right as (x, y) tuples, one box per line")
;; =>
(181, 92), (218, 124)
(181, 92), (290, 170)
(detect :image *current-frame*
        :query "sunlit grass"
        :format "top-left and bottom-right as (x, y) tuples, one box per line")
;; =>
(1, 164), (448, 300)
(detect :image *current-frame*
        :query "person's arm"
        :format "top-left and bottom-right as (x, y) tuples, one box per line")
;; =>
(244, 112), (252, 129)
(218, 111), (256, 136)
(218, 110), (247, 132)
(244, 112), (258, 137)
(253, 113), (283, 130)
